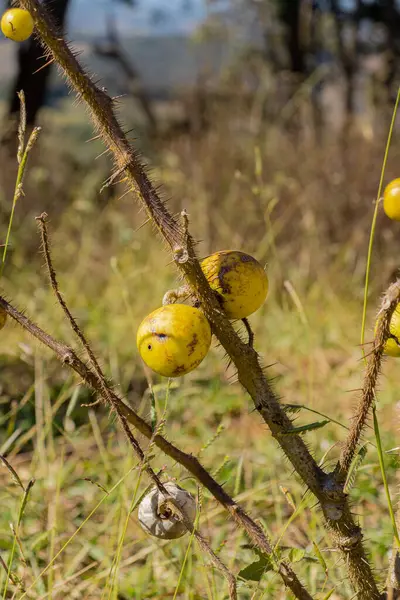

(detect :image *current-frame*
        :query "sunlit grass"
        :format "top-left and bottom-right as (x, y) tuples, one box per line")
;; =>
(2, 94), (400, 598)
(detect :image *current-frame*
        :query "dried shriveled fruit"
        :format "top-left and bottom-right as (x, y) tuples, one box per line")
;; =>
(137, 304), (211, 377)
(138, 482), (196, 539)
(1, 9), (34, 42)
(201, 250), (268, 319)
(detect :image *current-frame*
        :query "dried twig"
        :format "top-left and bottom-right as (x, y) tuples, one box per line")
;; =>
(0, 294), (310, 600)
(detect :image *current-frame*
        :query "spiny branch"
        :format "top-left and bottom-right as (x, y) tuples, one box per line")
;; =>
(0, 294), (311, 600)
(15, 2), (381, 596)
(337, 279), (400, 482)
(17, 0), (325, 502)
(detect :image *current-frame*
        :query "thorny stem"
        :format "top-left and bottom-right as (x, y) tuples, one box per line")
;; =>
(0, 295), (311, 600)
(337, 280), (400, 481)
(19, 0), (324, 488)
(15, 1), (381, 596)
(36, 213), (164, 490)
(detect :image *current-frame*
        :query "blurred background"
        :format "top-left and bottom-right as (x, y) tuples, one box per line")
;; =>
(2, 0), (400, 268)
(2, 3), (400, 598)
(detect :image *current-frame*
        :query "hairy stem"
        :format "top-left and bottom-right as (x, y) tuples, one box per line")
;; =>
(0, 295), (311, 600)
(337, 280), (400, 480)
(36, 215), (238, 599)
(16, 2), (381, 596)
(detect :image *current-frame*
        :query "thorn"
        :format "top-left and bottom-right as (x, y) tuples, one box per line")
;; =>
(96, 148), (111, 161)
(33, 58), (55, 74)
(134, 218), (152, 233)
(85, 133), (102, 143)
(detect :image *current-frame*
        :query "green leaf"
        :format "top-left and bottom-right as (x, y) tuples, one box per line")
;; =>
(282, 420), (329, 435)
(344, 444), (368, 494)
(288, 548), (306, 563)
(238, 556), (273, 582)
(312, 541), (327, 574)
(281, 403), (303, 414)
(321, 589), (335, 600)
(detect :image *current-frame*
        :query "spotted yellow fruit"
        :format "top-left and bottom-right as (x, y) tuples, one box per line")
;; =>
(1, 9), (34, 42)
(201, 250), (268, 319)
(375, 304), (400, 357)
(0, 308), (6, 330)
(137, 304), (211, 377)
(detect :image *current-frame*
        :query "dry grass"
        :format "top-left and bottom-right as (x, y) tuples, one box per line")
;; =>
(1, 88), (400, 598)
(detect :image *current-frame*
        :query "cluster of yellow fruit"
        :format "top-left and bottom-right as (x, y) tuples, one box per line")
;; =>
(380, 179), (400, 356)
(1, 8), (34, 42)
(136, 251), (268, 377)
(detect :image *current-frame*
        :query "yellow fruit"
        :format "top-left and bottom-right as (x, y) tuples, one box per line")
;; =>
(1, 9), (34, 42)
(201, 250), (268, 319)
(383, 178), (400, 221)
(375, 304), (400, 357)
(0, 308), (6, 330)
(137, 304), (211, 377)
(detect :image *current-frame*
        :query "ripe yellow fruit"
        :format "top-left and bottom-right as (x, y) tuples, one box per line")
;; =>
(1, 9), (34, 42)
(383, 178), (400, 221)
(201, 250), (268, 319)
(0, 308), (6, 330)
(137, 304), (211, 377)
(376, 305), (400, 357)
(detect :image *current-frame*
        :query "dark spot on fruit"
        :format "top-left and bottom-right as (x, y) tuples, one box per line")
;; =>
(187, 333), (198, 356)
(148, 344), (152, 350)
(240, 253), (253, 263)
(173, 364), (187, 376)
(218, 265), (233, 294)
(156, 333), (167, 341)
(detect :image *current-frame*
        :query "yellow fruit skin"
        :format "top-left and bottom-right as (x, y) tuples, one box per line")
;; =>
(137, 304), (211, 377)
(0, 308), (6, 331)
(376, 305), (400, 357)
(1, 9), (34, 42)
(383, 178), (400, 221)
(201, 250), (268, 319)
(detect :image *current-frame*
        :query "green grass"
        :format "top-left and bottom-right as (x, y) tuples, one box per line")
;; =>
(1, 96), (400, 599)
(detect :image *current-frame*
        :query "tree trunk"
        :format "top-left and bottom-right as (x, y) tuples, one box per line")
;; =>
(280, 0), (305, 74)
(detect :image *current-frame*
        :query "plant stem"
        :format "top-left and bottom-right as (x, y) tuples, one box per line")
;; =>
(0, 294), (311, 600)
(14, 2), (382, 596)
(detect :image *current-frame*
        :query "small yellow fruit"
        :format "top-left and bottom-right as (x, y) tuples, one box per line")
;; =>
(1, 9), (34, 42)
(137, 304), (211, 377)
(0, 308), (6, 330)
(201, 250), (268, 319)
(376, 304), (400, 357)
(383, 178), (400, 221)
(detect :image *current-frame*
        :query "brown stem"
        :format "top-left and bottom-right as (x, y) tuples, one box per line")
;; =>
(18, 0), (324, 499)
(337, 280), (400, 481)
(0, 295), (311, 600)
(15, 2), (381, 596)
